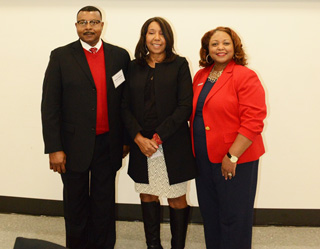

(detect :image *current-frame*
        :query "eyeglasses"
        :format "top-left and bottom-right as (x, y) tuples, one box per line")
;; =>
(77, 20), (101, 26)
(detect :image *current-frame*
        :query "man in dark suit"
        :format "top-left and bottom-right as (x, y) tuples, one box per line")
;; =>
(41, 6), (130, 249)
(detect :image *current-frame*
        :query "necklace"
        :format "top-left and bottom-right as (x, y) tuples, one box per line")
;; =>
(207, 67), (223, 83)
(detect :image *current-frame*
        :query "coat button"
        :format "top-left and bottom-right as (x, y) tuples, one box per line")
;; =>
(205, 126), (210, 131)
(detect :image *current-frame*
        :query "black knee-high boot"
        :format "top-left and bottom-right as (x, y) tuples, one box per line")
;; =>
(141, 201), (163, 249)
(169, 205), (190, 249)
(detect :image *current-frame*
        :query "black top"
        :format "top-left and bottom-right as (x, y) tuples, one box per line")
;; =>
(142, 66), (157, 138)
(195, 79), (215, 117)
(193, 78), (216, 158)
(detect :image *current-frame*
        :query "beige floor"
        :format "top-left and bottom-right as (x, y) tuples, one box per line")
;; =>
(1, 213), (320, 249)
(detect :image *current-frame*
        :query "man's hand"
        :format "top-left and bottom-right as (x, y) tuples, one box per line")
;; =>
(49, 151), (66, 174)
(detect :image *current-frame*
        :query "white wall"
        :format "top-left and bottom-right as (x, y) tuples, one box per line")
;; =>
(0, 0), (319, 209)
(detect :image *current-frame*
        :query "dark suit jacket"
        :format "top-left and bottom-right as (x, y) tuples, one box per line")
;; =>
(41, 40), (130, 172)
(122, 56), (197, 185)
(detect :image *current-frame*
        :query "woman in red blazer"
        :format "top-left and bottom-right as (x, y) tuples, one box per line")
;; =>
(190, 27), (267, 249)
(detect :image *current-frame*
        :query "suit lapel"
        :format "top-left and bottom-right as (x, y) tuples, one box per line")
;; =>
(71, 40), (95, 88)
(204, 60), (235, 104)
(103, 42), (115, 94)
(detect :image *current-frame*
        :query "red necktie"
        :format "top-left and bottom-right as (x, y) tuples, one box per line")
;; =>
(89, 47), (97, 54)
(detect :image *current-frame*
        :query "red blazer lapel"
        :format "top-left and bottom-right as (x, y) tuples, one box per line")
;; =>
(204, 60), (235, 104)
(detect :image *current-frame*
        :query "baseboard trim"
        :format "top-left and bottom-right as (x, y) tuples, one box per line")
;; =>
(1, 196), (319, 226)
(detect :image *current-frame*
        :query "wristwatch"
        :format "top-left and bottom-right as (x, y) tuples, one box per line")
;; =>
(227, 152), (238, 163)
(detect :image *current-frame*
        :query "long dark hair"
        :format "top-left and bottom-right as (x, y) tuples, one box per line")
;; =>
(135, 17), (177, 66)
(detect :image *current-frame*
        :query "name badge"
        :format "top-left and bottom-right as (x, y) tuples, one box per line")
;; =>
(197, 82), (204, 86)
(112, 69), (125, 88)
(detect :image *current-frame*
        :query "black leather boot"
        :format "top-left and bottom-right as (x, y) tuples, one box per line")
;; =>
(141, 201), (163, 249)
(170, 205), (190, 249)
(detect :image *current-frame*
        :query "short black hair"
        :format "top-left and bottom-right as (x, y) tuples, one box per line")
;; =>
(77, 6), (102, 19)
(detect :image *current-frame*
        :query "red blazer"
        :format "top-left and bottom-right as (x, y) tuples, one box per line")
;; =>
(190, 60), (267, 164)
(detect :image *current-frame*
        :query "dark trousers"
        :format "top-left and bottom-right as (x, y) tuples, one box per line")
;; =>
(195, 155), (259, 249)
(61, 132), (116, 249)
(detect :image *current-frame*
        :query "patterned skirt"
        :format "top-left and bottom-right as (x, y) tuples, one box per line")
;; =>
(135, 145), (187, 198)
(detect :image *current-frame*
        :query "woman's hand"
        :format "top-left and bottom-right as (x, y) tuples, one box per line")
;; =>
(134, 132), (158, 157)
(221, 155), (236, 180)
(221, 133), (253, 180)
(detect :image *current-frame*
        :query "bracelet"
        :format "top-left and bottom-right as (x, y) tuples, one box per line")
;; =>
(152, 133), (163, 145)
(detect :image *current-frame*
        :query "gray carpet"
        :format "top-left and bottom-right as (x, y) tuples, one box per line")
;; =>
(1, 214), (320, 249)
